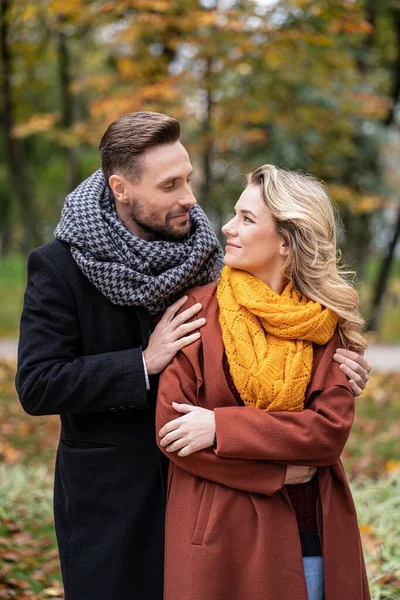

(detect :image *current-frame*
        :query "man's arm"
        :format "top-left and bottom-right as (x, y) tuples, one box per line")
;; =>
(16, 248), (203, 416)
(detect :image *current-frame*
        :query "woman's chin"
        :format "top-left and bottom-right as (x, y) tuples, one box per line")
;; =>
(223, 255), (235, 267)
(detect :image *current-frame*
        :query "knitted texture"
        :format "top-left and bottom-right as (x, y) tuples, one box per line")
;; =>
(217, 266), (338, 411)
(55, 170), (223, 315)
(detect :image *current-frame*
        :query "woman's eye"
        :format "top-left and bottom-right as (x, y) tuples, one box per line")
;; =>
(243, 216), (253, 223)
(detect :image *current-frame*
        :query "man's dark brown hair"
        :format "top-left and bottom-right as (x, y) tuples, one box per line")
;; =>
(99, 111), (180, 184)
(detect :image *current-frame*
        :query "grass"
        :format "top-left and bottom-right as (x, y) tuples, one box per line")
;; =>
(342, 373), (400, 479)
(352, 476), (400, 600)
(0, 254), (26, 338)
(0, 464), (62, 599)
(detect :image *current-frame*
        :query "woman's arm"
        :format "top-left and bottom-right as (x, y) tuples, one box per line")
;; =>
(156, 346), (291, 496)
(213, 384), (354, 466)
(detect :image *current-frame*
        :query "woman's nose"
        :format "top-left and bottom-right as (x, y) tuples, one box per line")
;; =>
(222, 217), (236, 237)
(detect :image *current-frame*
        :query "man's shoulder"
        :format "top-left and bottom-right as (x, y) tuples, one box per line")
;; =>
(31, 239), (73, 264)
(29, 240), (82, 285)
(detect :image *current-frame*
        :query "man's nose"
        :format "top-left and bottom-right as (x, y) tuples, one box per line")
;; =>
(179, 187), (197, 208)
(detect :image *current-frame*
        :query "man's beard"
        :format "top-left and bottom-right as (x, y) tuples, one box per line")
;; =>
(129, 201), (192, 242)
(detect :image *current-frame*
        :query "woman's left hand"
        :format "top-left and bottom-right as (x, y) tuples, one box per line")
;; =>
(158, 403), (216, 456)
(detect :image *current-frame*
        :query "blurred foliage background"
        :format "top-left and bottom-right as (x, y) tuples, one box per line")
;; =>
(0, 0), (400, 598)
(0, 0), (400, 338)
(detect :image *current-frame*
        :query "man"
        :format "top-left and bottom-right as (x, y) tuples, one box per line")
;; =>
(16, 112), (370, 600)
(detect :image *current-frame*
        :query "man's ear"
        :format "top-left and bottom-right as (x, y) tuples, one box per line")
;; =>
(109, 174), (129, 204)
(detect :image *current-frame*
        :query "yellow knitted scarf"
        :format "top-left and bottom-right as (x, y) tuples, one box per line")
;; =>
(217, 267), (338, 412)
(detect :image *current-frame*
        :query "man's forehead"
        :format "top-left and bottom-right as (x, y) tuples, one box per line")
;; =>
(141, 143), (193, 183)
(142, 141), (191, 165)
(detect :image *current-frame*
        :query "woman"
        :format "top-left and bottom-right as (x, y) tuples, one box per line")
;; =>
(156, 165), (370, 600)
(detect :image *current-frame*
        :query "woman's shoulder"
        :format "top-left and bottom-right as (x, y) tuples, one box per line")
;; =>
(307, 328), (353, 397)
(183, 281), (219, 312)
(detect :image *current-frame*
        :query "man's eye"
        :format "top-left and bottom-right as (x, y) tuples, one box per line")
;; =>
(165, 182), (176, 190)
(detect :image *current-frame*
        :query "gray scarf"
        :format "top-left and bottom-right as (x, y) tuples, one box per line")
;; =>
(55, 170), (223, 315)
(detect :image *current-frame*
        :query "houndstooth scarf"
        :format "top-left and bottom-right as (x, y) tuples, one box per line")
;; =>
(55, 170), (223, 315)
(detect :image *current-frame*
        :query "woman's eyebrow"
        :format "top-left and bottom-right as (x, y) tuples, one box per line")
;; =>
(240, 209), (257, 218)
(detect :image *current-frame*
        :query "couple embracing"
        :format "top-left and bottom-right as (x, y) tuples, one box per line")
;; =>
(17, 111), (371, 600)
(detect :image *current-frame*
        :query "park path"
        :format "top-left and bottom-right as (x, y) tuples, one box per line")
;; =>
(0, 338), (398, 372)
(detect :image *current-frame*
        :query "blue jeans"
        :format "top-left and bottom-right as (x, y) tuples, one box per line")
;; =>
(302, 556), (325, 600)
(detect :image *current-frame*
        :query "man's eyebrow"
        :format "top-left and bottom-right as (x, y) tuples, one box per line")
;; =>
(156, 170), (193, 186)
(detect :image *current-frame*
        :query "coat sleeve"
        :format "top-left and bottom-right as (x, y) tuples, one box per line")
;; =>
(213, 384), (355, 466)
(16, 248), (149, 415)
(156, 346), (287, 497)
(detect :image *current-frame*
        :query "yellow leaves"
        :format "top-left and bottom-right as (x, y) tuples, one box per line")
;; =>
(18, 5), (40, 23)
(236, 63), (252, 76)
(71, 73), (116, 95)
(0, 441), (23, 465)
(328, 184), (386, 215)
(241, 129), (268, 144)
(43, 585), (64, 598)
(48, 0), (83, 19)
(117, 58), (139, 80)
(13, 114), (59, 139)
(359, 523), (374, 535)
(195, 12), (218, 27)
(385, 459), (400, 473)
(133, 0), (173, 11)
(340, 19), (372, 36)
(351, 92), (390, 121)
(359, 522), (385, 556)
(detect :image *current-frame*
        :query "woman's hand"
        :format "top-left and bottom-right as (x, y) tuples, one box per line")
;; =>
(284, 465), (317, 485)
(158, 403), (215, 457)
(333, 348), (371, 396)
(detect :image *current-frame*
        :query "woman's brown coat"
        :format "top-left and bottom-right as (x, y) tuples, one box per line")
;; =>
(156, 283), (370, 600)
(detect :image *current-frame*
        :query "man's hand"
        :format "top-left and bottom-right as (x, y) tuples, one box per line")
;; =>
(159, 403), (215, 457)
(144, 296), (205, 375)
(333, 348), (372, 396)
(284, 465), (317, 485)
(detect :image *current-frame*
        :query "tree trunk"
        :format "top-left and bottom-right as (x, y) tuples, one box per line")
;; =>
(0, 0), (41, 252)
(199, 57), (214, 211)
(385, 8), (400, 126)
(57, 25), (80, 192)
(368, 206), (400, 331)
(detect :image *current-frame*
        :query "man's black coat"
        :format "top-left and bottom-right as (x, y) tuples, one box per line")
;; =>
(16, 240), (169, 600)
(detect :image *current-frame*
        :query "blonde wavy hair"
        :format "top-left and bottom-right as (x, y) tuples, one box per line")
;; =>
(248, 164), (366, 352)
